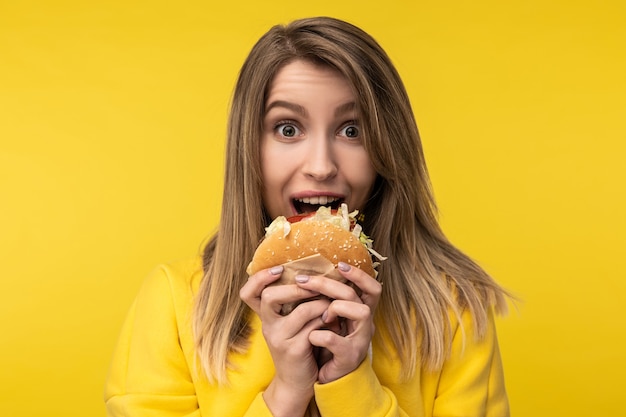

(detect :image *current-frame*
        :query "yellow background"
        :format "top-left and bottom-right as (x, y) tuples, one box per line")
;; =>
(1, 1), (624, 416)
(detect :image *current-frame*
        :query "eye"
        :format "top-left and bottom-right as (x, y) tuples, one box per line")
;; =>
(275, 122), (301, 138)
(338, 123), (360, 140)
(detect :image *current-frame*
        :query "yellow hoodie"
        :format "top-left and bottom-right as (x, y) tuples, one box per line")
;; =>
(104, 258), (509, 416)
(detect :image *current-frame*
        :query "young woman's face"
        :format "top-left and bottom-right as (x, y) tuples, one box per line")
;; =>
(260, 60), (377, 220)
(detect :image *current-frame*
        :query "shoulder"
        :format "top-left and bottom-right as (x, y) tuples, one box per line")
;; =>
(105, 257), (204, 407)
(126, 257), (204, 354)
(132, 257), (204, 322)
(435, 306), (509, 416)
(140, 257), (204, 297)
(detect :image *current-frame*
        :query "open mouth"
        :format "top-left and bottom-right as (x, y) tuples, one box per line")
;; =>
(292, 196), (343, 214)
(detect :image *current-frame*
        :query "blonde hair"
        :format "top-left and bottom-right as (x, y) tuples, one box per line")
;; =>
(193, 16), (508, 384)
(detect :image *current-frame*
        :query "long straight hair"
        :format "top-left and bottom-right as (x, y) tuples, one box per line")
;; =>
(193, 16), (508, 384)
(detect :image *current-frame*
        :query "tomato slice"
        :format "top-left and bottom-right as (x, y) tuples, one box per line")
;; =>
(286, 212), (317, 223)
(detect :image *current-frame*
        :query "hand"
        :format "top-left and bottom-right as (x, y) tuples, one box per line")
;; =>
(295, 262), (382, 383)
(239, 265), (329, 416)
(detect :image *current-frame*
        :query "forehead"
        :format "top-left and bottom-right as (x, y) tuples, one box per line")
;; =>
(265, 60), (355, 108)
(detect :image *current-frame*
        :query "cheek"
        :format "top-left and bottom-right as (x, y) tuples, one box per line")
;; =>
(260, 140), (281, 182)
(343, 151), (377, 191)
(260, 140), (300, 217)
(261, 144), (296, 185)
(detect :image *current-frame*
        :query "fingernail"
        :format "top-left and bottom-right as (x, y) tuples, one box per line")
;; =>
(338, 262), (351, 272)
(270, 265), (283, 275)
(295, 274), (309, 283)
(321, 310), (328, 323)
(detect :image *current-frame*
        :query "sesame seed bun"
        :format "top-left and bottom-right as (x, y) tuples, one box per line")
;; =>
(246, 219), (375, 280)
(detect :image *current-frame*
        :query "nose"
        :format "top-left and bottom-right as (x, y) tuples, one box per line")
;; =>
(301, 136), (338, 181)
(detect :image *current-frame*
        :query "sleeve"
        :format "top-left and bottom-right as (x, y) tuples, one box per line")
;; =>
(313, 359), (409, 417)
(242, 393), (275, 417)
(104, 265), (200, 417)
(433, 308), (510, 417)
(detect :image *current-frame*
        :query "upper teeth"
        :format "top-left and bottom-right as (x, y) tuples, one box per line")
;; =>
(295, 196), (339, 205)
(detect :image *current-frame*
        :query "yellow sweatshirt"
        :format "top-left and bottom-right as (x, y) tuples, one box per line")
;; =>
(104, 258), (509, 416)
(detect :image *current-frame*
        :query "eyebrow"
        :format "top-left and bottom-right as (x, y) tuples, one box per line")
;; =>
(334, 101), (356, 117)
(264, 100), (357, 118)
(265, 100), (308, 117)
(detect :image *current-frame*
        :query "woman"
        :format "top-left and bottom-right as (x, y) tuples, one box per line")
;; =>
(105, 16), (510, 417)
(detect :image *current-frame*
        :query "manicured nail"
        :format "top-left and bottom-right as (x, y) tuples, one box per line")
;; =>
(270, 265), (284, 275)
(338, 262), (351, 272)
(321, 310), (328, 323)
(295, 274), (310, 283)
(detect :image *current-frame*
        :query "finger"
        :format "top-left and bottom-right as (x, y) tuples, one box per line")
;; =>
(308, 328), (367, 372)
(322, 300), (372, 332)
(239, 265), (284, 312)
(309, 321), (372, 384)
(263, 298), (331, 341)
(294, 274), (361, 304)
(336, 262), (382, 311)
(313, 336), (368, 384)
(294, 298), (333, 334)
(259, 284), (321, 316)
(308, 328), (343, 352)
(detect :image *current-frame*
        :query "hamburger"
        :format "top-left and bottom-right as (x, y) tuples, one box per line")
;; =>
(246, 204), (385, 314)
